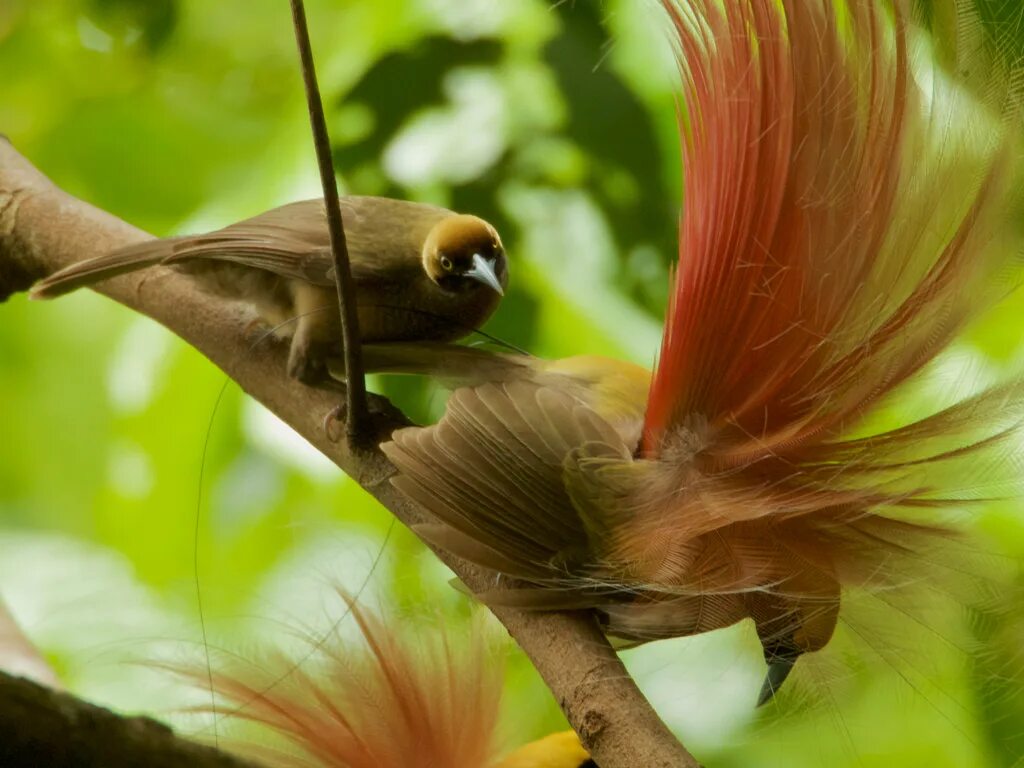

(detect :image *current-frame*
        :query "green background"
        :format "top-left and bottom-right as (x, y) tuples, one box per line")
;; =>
(3, 0), (1024, 765)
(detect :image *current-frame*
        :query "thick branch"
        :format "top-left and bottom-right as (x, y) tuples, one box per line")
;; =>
(0, 139), (701, 768)
(0, 671), (261, 768)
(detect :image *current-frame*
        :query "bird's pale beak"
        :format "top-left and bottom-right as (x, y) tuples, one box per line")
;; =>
(466, 253), (504, 295)
(756, 657), (796, 707)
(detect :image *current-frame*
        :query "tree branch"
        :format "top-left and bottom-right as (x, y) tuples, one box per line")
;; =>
(0, 139), (701, 768)
(0, 671), (263, 768)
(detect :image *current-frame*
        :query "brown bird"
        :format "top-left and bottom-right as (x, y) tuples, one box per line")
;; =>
(381, 0), (1024, 706)
(30, 196), (508, 387)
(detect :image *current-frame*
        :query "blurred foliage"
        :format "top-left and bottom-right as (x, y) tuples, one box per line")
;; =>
(3, 1), (1024, 766)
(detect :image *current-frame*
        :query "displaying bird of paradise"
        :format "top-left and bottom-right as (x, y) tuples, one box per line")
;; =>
(382, 0), (1024, 708)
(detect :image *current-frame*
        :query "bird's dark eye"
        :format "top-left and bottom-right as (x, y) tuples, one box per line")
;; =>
(440, 255), (453, 271)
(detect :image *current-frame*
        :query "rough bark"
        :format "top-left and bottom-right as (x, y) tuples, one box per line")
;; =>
(0, 138), (702, 768)
(0, 671), (261, 768)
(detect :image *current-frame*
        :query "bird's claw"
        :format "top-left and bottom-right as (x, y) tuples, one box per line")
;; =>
(324, 403), (346, 443)
(323, 395), (405, 444)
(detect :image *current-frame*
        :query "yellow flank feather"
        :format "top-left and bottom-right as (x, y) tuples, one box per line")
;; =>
(539, 355), (651, 447)
(496, 731), (591, 768)
(541, 355), (650, 419)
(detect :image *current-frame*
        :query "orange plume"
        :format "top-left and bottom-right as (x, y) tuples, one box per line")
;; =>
(166, 593), (590, 768)
(646, 0), (1013, 458)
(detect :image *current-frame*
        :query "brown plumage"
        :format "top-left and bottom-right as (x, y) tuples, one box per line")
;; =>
(382, 0), (1024, 705)
(31, 196), (508, 386)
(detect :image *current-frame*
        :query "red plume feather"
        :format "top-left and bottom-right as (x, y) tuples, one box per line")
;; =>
(644, 0), (1015, 469)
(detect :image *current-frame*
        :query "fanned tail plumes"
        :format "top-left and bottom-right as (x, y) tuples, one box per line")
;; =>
(167, 593), (591, 768)
(643, 0), (1021, 495)
(625, 0), (1024, 673)
(385, 0), (1024, 705)
(169, 594), (506, 768)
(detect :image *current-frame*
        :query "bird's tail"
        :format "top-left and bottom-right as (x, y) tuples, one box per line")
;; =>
(29, 239), (172, 299)
(644, 0), (1024, 467)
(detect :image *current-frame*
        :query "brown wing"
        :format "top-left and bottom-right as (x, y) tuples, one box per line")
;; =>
(163, 196), (453, 285)
(383, 381), (631, 591)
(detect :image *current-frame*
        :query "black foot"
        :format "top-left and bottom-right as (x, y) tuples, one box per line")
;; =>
(322, 395), (406, 444)
(288, 347), (345, 393)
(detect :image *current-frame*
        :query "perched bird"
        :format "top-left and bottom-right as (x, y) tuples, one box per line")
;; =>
(382, 0), (1024, 705)
(30, 196), (507, 387)
(170, 591), (592, 768)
